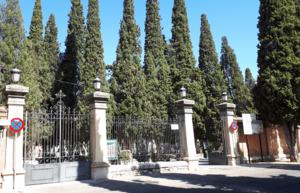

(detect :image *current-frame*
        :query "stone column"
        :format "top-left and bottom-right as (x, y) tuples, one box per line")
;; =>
(86, 91), (110, 180)
(216, 102), (240, 166)
(1, 85), (29, 189)
(175, 99), (198, 171)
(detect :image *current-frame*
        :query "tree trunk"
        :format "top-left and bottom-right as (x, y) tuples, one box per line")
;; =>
(282, 121), (299, 162)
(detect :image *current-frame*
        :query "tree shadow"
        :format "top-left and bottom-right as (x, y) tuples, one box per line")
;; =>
(78, 171), (300, 193)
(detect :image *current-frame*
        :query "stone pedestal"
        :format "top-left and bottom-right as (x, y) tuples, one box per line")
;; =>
(1, 85), (29, 189)
(175, 99), (198, 171)
(216, 102), (240, 166)
(86, 92), (110, 180)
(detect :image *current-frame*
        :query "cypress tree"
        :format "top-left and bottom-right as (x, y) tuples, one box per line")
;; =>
(245, 68), (255, 93)
(111, 0), (144, 116)
(198, 14), (226, 142)
(170, 0), (205, 142)
(29, 0), (43, 53)
(78, 0), (105, 114)
(0, 0), (26, 103)
(169, 0), (196, 94)
(254, 0), (300, 162)
(17, 38), (43, 110)
(28, 0), (52, 110)
(44, 14), (60, 106)
(143, 0), (172, 117)
(220, 36), (256, 116)
(59, 0), (85, 110)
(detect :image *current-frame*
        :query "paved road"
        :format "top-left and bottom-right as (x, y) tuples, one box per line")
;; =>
(2, 163), (300, 193)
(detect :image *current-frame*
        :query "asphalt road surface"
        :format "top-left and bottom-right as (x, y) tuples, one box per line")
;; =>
(2, 163), (300, 193)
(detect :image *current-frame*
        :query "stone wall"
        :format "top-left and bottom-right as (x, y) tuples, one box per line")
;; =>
(0, 106), (8, 174)
(109, 161), (189, 178)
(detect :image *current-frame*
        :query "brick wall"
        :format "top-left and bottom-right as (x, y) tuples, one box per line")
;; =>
(0, 106), (8, 174)
(237, 120), (296, 162)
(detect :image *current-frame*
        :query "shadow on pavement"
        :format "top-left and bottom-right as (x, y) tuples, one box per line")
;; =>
(78, 171), (300, 193)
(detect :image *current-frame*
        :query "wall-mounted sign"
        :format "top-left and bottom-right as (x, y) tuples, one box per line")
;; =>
(242, 114), (263, 135)
(107, 139), (117, 160)
(231, 121), (238, 130)
(10, 118), (24, 132)
(171, 124), (179, 130)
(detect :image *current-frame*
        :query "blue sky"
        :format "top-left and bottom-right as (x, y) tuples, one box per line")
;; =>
(16, 0), (260, 79)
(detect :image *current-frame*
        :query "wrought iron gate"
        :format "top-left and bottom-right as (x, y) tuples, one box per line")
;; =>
(23, 90), (91, 185)
(106, 116), (182, 164)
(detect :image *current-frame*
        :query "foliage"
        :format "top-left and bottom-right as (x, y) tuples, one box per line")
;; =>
(143, 0), (172, 117)
(119, 152), (130, 162)
(44, 14), (60, 107)
(169, 0), (197, 97)
(29, 0), (51, 110)
(220, 36), (256, 116)
(78, 0), (105, 114)
(0, 0), (26, 103)
(17, 38), (43, 110)
(245, 68), (255, 93)
(110, 0), (145, 117)
(197, 14), (226, 141)
(254, 0), (300, 162)
(169, 0), (206, 141)
(58, 0), (85, 110)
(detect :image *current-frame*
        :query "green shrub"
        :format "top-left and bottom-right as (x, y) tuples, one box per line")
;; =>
(120, 152), (130, 162)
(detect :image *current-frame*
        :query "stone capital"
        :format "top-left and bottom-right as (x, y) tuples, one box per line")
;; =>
(175, 99), (195, 107)
(86, 92), (110, 103)
(3, 84), (29, 96)
(175, 99), (195, 115)
(216, 102), (236, 116)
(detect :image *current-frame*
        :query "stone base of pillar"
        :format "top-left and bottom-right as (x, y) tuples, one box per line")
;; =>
(179, 157), (199, 171)
(1, 170), (25, 189)
(91, 162), (110, 180)
(236, 155), (241, 165)
(227, 154), (237, 166)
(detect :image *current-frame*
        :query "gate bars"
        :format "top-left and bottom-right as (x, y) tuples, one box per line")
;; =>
(106, 116), (181, 165)
(24, 106), (90, 166)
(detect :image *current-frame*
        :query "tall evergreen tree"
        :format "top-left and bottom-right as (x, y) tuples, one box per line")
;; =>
(254, 0), (300, 162)
(59, 0), (85, 110)
(143, 0), (172, 117)
(44, 14), (60, 106)
(220, 36), (256, 116)
(29, 0), (43, 53)
(170, 0), (205, 142)
(78, 0), (105, 114)
(110, 0), (144, 116)
(169, 0), (196, 94)
(28, 0), (52, 110)
(0, 0), (26, 103)
(17, 38), (43, 110)
(245, 68), (255, 93)
(198, 14), (227, 142)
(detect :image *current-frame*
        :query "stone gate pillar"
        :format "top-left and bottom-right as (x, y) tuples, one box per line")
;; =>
(86, 91), (110, 180)
(1, 85), (29, 189)
(216, 102), (240, 166)
(175, 99), (198, 170)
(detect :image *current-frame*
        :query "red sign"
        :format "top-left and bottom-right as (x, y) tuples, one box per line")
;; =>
(10, 118), (24, 132)
(231, 121), (238, 130)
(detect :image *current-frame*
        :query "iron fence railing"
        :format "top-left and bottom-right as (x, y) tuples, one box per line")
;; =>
(24, 107), (90, 166)
(106, 116), (182, 165)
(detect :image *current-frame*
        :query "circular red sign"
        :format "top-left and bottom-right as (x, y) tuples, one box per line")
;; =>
(10, 118), (24, 132)
(231, 121), (238, 130)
